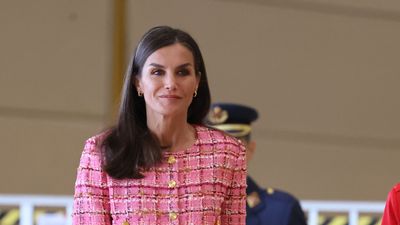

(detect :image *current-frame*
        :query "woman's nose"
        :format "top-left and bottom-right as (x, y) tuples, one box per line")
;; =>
(164, 74), (177, 90)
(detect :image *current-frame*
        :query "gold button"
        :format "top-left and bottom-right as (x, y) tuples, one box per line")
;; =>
(168, 180), (176, 188)
(122, 221), (130, 225)
(167, 156), (176, 164)
(169, 212), (178, 220)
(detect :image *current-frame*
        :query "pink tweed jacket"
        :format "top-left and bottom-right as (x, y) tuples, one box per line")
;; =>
(73, 125), (247, 225)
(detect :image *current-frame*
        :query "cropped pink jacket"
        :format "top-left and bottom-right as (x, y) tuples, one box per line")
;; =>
(72, 125), (247, 225)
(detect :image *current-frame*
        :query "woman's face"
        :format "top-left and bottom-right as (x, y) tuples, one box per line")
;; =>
(136, 43), (200, 117)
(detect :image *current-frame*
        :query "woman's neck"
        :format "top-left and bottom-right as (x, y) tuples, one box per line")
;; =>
(146, 113), (195, 151)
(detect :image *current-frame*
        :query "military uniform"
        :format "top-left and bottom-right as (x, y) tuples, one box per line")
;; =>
(206, 103), (307, 225)
(246, 176), (307, 225)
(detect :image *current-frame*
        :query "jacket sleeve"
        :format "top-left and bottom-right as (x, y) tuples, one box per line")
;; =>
(72, 137), (112, 225)
(221, 142), (247, 224)
(382, 183), (400, 225)
(288, 199), (308, 225)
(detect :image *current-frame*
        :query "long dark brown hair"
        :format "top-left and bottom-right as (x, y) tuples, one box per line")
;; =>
(102, 26), (211, 179)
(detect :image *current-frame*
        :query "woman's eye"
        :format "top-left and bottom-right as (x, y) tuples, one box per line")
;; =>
(151, 69), (164, 75)
(177, 69), (190, 76)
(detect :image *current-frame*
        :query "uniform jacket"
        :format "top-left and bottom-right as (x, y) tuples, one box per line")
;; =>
(246, 176), (307, 225)
(72, 125), (247, 225)
(382, 183), (400, 225)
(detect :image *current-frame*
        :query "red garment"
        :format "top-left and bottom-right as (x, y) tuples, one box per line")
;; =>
(382, 183), (400, 225)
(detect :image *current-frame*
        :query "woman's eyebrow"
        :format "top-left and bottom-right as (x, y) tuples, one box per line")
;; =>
(148, 63), (193, 69)
(149, 63), (165, 68)
(176, 63), (193, 69)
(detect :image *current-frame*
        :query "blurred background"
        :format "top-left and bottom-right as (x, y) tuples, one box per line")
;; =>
(1, 0), (399, 224)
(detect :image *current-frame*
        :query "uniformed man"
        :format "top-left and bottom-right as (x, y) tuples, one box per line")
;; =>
(206, 102), (307, 225)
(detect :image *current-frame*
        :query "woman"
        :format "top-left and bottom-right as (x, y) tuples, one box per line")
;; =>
(72, 26), (247, 225)
(382, 183), (400, 225)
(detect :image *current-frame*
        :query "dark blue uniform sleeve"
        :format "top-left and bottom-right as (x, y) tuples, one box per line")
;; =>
(246, 176), (307, 225)
(288, 199), (307, 225)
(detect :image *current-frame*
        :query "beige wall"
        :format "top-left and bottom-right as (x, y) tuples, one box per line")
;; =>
(0, 0), (399, 200)
(0, 0), (111, 194)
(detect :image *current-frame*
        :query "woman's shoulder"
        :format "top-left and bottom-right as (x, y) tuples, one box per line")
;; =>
(196, 125), (245, 150)
(78, 132), (110, 168)
(82, 131), (110, 154)
(195, 125), (246, 170)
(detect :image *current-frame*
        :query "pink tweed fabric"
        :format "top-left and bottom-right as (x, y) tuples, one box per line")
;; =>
(73, 125), (247, 225)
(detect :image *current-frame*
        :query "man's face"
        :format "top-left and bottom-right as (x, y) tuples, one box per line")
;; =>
(239, 137), (256, 164)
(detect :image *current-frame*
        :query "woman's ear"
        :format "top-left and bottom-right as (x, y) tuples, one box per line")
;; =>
(196, 74), (201, 89)
(134, 78), (143, 96)
(134, 78), (141, 90)
(196, 70), (202, 81)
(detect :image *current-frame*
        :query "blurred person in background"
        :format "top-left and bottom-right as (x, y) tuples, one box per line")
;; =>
(206, 102), (307, 225)
(72, 26), (247, 225)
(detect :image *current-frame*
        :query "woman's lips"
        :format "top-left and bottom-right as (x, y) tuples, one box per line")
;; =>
(159, 95), (181, 99)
